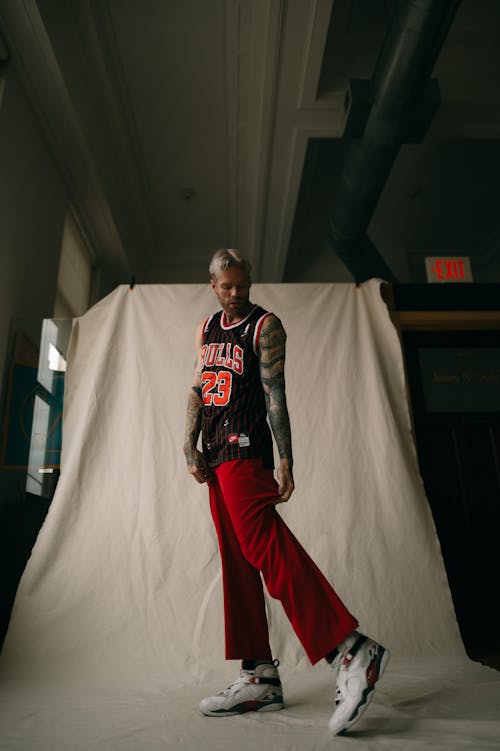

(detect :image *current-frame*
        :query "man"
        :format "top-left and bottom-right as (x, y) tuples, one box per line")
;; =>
(183, 248), (389, 735)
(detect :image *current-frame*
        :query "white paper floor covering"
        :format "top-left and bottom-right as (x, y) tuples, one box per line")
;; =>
(1, 281), (499, 750)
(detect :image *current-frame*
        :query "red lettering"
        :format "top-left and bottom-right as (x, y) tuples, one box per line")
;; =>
(201, 371), (217, 405)
(202, 342), (244, 374)
(213, 371), (232, 405)
(444, 259), (454, 279)
(202, 370), (233, 406)
(215, 343), (225, 366)
(232, 345), (244, 375)
(430, 258), (468, 282)
(205, 343), (218, 366)
(224, 343), (234, 370)
(435, 260), (445, 279)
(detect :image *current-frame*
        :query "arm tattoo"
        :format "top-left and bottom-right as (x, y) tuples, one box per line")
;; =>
(184, 323), (205, 467)
(183, 389), (203, 466)
(259, 316), (293, 466)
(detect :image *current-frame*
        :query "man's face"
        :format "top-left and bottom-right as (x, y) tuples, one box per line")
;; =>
(211, 266), (252, 321)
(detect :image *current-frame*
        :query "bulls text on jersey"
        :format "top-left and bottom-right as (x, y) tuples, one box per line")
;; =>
(200, 342), (244, 375)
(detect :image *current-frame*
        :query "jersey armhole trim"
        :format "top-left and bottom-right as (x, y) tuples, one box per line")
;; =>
(202, 315), (213, 343)
(253, 312), (273, 355)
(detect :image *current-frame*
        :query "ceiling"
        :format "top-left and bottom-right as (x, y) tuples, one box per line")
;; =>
(1, 0), (500, 286)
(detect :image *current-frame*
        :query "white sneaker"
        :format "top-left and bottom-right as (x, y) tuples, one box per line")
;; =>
(199, 662), (284, 717)
(328, 635), (389, 735)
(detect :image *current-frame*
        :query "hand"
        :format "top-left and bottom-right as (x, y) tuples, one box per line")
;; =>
(187, 449), (212, 484)
(275, 459), (294, 503)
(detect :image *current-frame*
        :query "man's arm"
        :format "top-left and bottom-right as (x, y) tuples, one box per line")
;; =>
(259, 314), (294, 502)
(184, 322), (211, 483)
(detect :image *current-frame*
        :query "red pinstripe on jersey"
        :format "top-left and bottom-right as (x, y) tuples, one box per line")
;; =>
(201, 305), (274, 468)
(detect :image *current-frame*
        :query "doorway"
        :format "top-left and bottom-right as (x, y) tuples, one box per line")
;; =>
(402, 329), (500, 666)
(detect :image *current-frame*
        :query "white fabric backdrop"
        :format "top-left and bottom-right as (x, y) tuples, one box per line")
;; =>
(1, 281), (499, 751)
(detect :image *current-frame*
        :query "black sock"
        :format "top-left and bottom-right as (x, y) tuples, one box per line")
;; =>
(241, 659), (274, 670)
(325, 648), (339, 664)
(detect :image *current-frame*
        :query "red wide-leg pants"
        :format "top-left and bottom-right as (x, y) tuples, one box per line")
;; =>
(208, 458), (358, 665)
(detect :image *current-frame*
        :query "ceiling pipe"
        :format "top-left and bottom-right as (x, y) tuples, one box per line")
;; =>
(328, 0), (462, 283)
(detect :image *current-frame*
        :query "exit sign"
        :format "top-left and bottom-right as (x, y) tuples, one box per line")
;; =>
(425, 256), (473, 283)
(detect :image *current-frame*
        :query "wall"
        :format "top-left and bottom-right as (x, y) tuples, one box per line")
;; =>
(370, 140), (500, 283)
(0, 63), (67, 504)
(0, 62), (67, 382)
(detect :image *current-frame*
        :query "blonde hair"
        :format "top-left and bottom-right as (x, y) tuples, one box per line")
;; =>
(209, 248), (251, 280)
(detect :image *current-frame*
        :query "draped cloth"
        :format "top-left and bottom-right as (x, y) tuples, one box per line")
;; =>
(1, 281), (498, 751)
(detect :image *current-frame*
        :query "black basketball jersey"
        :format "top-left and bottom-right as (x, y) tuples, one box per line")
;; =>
(200, 305), (274, 468)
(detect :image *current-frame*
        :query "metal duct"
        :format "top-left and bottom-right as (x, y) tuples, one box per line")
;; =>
(328, 0), (462, 283)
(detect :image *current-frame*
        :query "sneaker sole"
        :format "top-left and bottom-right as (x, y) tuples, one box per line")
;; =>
(329, 646), (390, 735)
(200, 699), (285, 717)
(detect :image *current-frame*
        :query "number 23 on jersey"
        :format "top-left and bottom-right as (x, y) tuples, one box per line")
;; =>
(201, 370), (233, 406)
